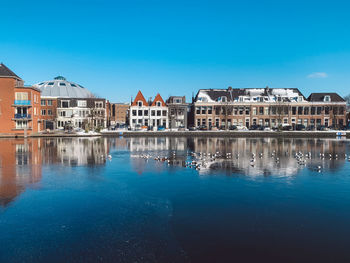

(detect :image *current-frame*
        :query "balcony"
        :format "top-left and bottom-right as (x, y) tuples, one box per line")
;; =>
(14, 100), (31, 106)
(14, 114), (32, 119)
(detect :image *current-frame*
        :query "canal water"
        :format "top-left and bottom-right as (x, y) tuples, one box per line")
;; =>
(1, 137), (350, 263)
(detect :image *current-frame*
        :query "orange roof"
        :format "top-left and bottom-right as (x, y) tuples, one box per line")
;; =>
(151, 93), (166, 107)
(131, 90), (148, 106)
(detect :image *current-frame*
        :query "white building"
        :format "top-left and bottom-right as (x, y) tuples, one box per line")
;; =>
(129, 91), (168, 129)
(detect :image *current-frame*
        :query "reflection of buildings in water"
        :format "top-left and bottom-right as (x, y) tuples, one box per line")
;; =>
(0, 137), (110, 207)
(0, 139), (42, 207)
(107, 137), (128, 150)
(127, 137), (348, 177)
(56, 138), (109, 166)
(128, 137), (188, 174)
(192, 138), (347, 176)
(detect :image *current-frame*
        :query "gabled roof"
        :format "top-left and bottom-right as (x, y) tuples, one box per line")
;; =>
(131, 90), (148, 106)
(307, 93), (345, 102)
(0, 63), (21, 79)
(151, 93), (166, 106)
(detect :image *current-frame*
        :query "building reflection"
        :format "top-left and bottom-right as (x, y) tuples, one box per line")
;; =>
(127, 137), (189, 174)
(0, 139), (42, 207)
(193, 138), (347, 176)
(128, 137), (348, 177)
(0, 137), (109, 207)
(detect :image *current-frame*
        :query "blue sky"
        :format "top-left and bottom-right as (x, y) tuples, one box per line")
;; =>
(1, 0), (350, 102)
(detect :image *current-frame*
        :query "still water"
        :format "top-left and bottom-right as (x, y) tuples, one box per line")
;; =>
(1, 137), (350, 263)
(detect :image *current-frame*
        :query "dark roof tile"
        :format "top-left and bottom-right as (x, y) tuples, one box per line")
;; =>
(307, 93), (345, 102)
(0, 63), (21, 79)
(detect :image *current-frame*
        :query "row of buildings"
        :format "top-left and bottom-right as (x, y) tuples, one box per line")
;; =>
(0, 63), (349, 135)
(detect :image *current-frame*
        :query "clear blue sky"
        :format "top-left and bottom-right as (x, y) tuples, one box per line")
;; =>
(1, 0), (350, 102)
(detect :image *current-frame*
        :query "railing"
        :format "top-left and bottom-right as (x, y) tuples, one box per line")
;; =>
(14, 114), (31, 119)
(14, 100), (31, 105)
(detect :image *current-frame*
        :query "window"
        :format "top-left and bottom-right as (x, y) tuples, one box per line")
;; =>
(78, 100), (87, 107)
(61, 101), (69, 108)
(47, 82), (54, 85)
(138, 101), (143, 107)
(271, 107), (276, 115)
(245, 107), (250, 115)
(333, 107), (338, 115)
(138, 110), (143, 116)
(59, 82), (66, 86)
(162, 110), (167, 116)
(201, 107), (206, 114)
(144, 110), (149, 116)
(151, 110), (155, 116)
(47, 100), (53, 106)
(174, 98), (182, 103)
(316, 107), (322, 115)
(208, 107), (212, 114)
(132, 110), (137, 116)
(15, 92), (28, 100)
(157, 110), (161, 116)
(41, 109), (46, 115)
(339, 107), (344, 115)
(48, 109), (52, 115)
(304, 107), (309, 115)
(41, 100), (46, 106)
(324, 95), (331, 102)
(325, 106), (330, 115)
(259, 107), (264, 115)
(157, 102), (161, 107)
(292, 107), (297, 115)
(71, 84), (77, 87)
(264, 107), (269, 115)
(311, 107), (316, 115)
(196, 107), (200, 114)
(253, 107), (257, 115)
(59, 111), (66, 117)
(16, 120), (28, 129)
(298, 107), (303, 115)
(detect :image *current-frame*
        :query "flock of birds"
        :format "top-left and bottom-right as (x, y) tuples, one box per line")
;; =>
(131, 149), (350, 172)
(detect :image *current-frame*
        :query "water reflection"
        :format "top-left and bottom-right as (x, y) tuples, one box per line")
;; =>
(0, 137), (109, 207)
(0, 137), (349, 207)
(127, 137), (349, 177)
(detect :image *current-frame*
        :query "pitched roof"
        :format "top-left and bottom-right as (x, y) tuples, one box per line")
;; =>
(151, 93), (166, 106)
(131, 90), (148, 106)
(307, 93), (345, 102)
(194, 87), (306, 102)
(0, 63), (21, 79)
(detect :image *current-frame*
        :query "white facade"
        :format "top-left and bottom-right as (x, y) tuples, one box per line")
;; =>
(129, 94), (168, 129)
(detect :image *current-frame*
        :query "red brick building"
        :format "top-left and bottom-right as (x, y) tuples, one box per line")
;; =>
(0, 63), (41, 135)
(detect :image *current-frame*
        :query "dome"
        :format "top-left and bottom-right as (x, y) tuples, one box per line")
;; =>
(34, 76), (94, 98)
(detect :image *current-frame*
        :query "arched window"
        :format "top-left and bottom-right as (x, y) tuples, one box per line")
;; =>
(138, 101), (143, 107)
(157, 101), (161, 107)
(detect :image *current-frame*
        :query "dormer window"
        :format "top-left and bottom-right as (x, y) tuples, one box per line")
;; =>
(138, 101), (143, 107)
(219, 96), (227, 102)
(298, 96), (303, 102)
(324, 95), (331, 102)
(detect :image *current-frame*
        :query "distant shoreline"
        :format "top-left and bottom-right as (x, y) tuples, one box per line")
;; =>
(0, 131), (348, 139)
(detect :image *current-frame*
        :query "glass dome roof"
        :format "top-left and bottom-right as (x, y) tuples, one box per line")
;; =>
(34, 76), (94, 98)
